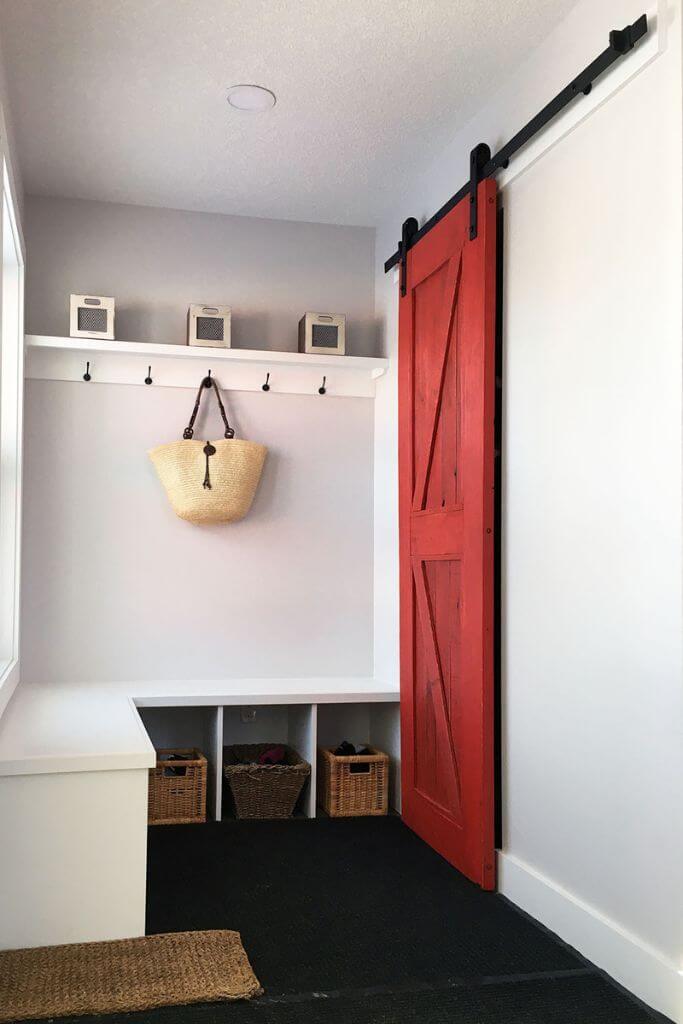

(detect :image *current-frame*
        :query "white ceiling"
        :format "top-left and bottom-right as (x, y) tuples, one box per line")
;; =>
(0, 0), (576, 226)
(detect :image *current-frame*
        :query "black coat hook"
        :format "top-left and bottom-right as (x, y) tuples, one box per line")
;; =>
(318, 376), (327, 395)
(262, 372), (270, 392)
(203, 369), (212, 388)
(144, 366), (153, 385)
(83, 361), (91, 382)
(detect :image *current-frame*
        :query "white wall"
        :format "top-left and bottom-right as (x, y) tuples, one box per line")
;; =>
(22, 381), (374, 683)
(0, 19), (24, 221)
(0, 21), (24, 719)
(374, 1), (683, 1019)
(24, 196), (377, 356)
(21, 200), (377, 684)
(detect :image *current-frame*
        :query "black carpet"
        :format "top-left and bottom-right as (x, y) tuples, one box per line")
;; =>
(15, 818), (670, 1023)
(28, 976), (666, 1024)
(147, 817), (582, 993)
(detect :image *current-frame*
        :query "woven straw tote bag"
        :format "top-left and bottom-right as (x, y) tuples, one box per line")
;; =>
(149, 375), (267, 524)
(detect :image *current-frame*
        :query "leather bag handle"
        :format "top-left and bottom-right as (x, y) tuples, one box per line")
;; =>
(183, 375), (235, 440)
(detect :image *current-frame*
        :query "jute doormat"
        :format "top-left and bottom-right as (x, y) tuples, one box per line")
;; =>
(0, 929), (263, 1022)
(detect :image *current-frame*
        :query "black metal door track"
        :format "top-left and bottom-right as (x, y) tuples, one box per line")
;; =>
(386, 15), (648, 293)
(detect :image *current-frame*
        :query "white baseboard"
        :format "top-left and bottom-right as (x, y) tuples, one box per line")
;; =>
(498, 852), (682, 1023)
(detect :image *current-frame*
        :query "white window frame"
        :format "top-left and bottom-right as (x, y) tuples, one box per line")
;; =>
(0, 159), (24, 718)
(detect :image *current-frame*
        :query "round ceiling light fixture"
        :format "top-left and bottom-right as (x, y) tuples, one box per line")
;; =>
(226, 84), (276, 112)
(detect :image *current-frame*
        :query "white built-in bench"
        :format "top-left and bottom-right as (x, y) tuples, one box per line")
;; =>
(0, 678), (399, 951)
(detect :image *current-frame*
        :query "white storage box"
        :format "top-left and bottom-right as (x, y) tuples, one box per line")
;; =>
(188, 304), (231, 348)
(70, 295), (115, 340)
(298, 312), (345, 355)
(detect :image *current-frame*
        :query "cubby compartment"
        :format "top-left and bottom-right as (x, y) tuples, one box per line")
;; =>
(136, 698), (399, 824)
(137, 706), (223, 821)
(317, 702), (400, 813)
(222, 704), (317, 818)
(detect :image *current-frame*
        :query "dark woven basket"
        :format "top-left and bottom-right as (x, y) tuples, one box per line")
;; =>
(223, 743), (310, 819)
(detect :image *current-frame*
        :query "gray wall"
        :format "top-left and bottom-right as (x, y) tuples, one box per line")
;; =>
(21, 197), (377, 683)
(24, 196), (377, 355)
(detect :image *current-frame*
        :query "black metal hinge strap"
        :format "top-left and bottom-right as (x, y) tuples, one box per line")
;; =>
(399, 217), (419, 297)
(469, 143), (492, 241)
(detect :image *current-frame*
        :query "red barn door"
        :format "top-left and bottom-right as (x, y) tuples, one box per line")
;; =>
(399, 179), (497, 889)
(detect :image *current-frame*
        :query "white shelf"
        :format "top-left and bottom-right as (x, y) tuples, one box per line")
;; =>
(25, 335), (388, 398)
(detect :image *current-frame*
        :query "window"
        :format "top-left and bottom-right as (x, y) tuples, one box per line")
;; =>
(0, 160), (24, 716)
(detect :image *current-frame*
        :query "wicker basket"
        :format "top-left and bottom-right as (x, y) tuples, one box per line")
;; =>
(317, 746), (389, 817)
(148, 748), (207, 825)
(223, 744), (310, 819)
(149, 438), (266, 525)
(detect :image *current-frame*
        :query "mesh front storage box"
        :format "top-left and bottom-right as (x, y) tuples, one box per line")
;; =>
(148, 748), (207, 825)
(318, 746), (389, 817)
(223, 744), (310, 819)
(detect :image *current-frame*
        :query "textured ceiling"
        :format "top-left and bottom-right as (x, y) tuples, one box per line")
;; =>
(0, 0), (576, 225)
